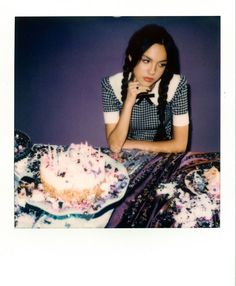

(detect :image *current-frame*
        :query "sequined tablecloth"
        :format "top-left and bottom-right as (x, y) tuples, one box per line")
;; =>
(14, 144), (220, 228)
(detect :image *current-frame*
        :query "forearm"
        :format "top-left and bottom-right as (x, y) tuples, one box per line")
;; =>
(122, 125), (189, 153)
(123, 137), (187, 153)
(107, 101), (133, 152)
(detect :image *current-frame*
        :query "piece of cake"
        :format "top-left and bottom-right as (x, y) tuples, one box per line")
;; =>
(40, 143), (120, 205)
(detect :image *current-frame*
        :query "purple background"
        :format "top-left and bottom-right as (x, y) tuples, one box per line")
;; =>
(15, 16), (220, 151)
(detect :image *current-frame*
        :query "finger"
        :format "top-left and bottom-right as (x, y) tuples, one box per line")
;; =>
(130, 85), (140, 92)
(139, 86), (151, 93)
(128, 82), (140, 90)
(129, 82), (138, 87)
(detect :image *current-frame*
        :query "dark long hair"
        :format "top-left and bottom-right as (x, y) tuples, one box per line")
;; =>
(121, 24), (180, 140)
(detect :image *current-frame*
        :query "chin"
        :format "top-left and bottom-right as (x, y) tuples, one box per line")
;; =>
(143, 82), (155, 89)
(140, 81), (152, 87)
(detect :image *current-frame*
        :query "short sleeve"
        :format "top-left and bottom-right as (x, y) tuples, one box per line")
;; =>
(172, 76), (190, 126)
(101, 77), (121, 124)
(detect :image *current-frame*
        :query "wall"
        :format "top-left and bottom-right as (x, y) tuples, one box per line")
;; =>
(15, 16), (220, 151)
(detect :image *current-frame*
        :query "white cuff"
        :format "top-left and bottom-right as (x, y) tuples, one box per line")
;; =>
(103, 111), (119, 124)
(173, 113), (189, 126)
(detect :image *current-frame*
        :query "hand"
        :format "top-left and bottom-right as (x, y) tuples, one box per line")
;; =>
(126, 79), (150, 107)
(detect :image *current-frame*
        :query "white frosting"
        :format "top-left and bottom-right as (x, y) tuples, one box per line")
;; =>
(31, 189), (45, 202)
(16, 214), (35, 227)
(157, 182), (177, 197)
(14, 157), (28, 178)
(173, 192), (218, 227)
(156, 176), (220, 228)
(40, 143), (106, 192)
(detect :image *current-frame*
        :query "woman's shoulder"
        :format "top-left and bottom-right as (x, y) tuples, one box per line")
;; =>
(170, 74), (187, 86)
(166, 74), (187, 102)
(101, 72), (123, 102)
(102, 72), (123, 85)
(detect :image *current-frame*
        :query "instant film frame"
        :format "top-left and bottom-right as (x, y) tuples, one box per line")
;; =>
(0, 1), (235, 285)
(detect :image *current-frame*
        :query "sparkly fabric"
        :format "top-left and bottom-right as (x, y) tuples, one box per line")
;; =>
(105, 150), (220, 228)
(14, 145), (220, 228)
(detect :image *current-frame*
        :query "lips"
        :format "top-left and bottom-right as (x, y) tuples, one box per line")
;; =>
(143, 77), (154, 82)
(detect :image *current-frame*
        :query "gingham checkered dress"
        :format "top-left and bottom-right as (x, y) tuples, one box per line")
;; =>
(101, 72), (189, 141)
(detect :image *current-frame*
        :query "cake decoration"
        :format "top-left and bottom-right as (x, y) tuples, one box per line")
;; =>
(19, 143), (129, 217)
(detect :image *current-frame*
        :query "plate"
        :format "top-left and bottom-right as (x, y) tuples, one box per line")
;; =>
(184, 169), (207, 195)
(14, 129), (32, 162)
(17, 153), (130, 219)
(32, 209), (114, 228)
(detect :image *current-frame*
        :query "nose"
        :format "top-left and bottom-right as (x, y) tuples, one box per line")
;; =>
(149, 64), (156, 75)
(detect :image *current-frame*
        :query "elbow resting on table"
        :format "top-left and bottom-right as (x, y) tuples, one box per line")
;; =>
(154, 142), (187, 154)
(107, 138), (123, 153)
(172, 140), (188, 153)
(108, 143), (122, 153)
(174, 145), (187, 153)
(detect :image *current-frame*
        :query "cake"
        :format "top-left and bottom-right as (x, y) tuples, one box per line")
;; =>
(40, 143), (121, 205)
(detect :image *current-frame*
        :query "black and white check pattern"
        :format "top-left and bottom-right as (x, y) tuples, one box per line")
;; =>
(101, 77), (122, 112)
(172, 77), (188, 115)
(101, 74), (189, 141)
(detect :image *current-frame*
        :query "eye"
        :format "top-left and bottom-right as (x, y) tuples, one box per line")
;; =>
(142, 57), (150, 64)
(158, 62), (167, 68)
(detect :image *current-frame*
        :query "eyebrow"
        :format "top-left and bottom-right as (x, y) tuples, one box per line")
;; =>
(142, 55), (167, 62)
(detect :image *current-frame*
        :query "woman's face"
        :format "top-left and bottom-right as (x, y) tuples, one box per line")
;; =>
(132, 43), (167, 88)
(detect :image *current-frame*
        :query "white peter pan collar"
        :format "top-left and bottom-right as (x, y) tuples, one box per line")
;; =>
(109, 72), (181, 105)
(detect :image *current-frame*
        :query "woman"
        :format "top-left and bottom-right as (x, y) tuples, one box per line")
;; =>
(101, 24), (189, 153)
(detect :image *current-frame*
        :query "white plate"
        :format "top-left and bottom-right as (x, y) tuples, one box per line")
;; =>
(33, 209), (114, 228)
(184, 169), (207, 195)
(21, 153), (129, 219)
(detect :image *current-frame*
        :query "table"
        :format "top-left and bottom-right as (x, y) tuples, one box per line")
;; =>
(14, 144), (220, 228)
